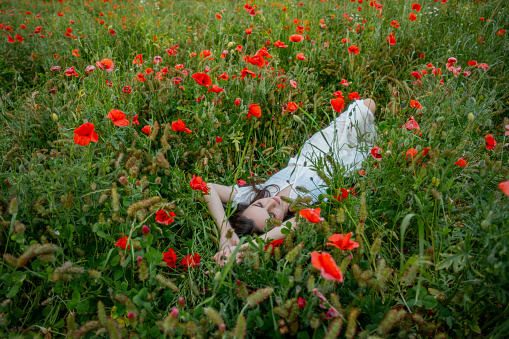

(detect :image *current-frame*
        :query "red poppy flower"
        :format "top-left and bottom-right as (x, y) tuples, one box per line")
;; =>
(65, 66), (79, 77)
(408, 13), (417, 21)
(334, 188), (348, 202)
(107, 109), (130, 127)
(190, 175), (210, 194)
(485, 134), (496, 150)
(499, 181), (509, 196)
(390, 20), (400, 28)
(191, 72), (212, 87)
(241, 68), (256, 80)
(8, 35), (18, 43)
(171, 119), (192, 133)
(405, 116), (420, 130)
(15, 35), (24, 43)
(122, 86), (132, 94)
(411, 3), (421, 12)
(142, 125), (152, 136)
(273, 40), (288, 48)
(340, 79), (350, 87)
(137, 73), (147, 82)
(110, 29), (116, 36)
(341, 38), (350, 43)
(371, 146), (383, 161)
(145, 68), (153, 75)
(163, 248), (177, 267)
(217, 72), (229, 81)
(478, 63), (489, 71)
(216, 136), (223, 143)
(215, 14), (222, 20)
(296, 53), (306, 61)
(330, 97), (345, 113)
(299, 208), (324, 223)
(245, 28), (252, 34)
(333, 91), (344, 98)
(289, 34), (304, 42)
(133, 54), (143, 65)
(297, 297), (306, 309)
(327, 232), (359, 250)
(237, 179), (247, 187)
(410, 99), (423, 110)
(114, 236), (130, 250)
(311, 252), (344, 282)
(468, 60), (478, 67)
(454, 158), (467, 167)
(386, 32), (396, 45)
(132, 114), (139, 125)
(74, 123), (99, 146)
(359, 169), (366, 176)
(181, 253), (201, 267)
(264, 239), (284, 253)
(287, 101), (299, 112)
(247, 54), (265, 68)
(347, 45), (360, 54)
(155, 210), (176, 225)
(348, 92), (361, 100)
(247, 104), (261, 118)
(406, 148), (418, 159)
(235, 98), (241, 105)
(207, 85), (225, 93)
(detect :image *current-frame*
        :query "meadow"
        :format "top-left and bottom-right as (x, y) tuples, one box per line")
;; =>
(0, 0), (508, 337)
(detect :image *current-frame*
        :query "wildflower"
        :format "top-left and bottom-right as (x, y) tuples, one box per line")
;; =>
(155, 210), (176, 225)
(122, 86), (132, 93)
(181, 253), (201, 267)
(72, 49), (80, 57)
(454, 158), (467, 167)
(133, 54), (143, 65)
(406, 148), (418, 159)
(409, 13), (417, 21)
(468, 60), (478, 67)
(299, 208), (324, 223)
(297, 297), (307, 309)
(386, 32), (396, 45)
(264, 239), (284, 253)
(273, 40), (288, 48)
(327, 232), (359, 250)
(347, 45), (360, 54)
(15, 35), (24, 43)
(136, 73), (147, 82)
(74, 123), (99, 146)
(235, 98), (241, 105)
(190, 175), (210, 194)
(171, 119), (192, 133)
(85, 65), (95, 73)
(334, 189), (348, 202)
(163, 248), (177, 267)
(217, 72), (229, 81)
(241, 67), (256, 80)
(237, 179), (247, 187)
(331, 97), (345, 113)
(410, 99), (423, 110)
(287, 102), (299, 113)
(411, 3), (421, 11)
(296, 53), (306, 60)
(207, 85), (225, 93)
(340, 79), (350, 87)
(245, 28), (252, 34)
(485, 134), (496, 150)
(142, 225), (150, 235)
(310, 252), (344, 282)
(359, 169), (366, 175)
(478, 63), (489, 71)
(50, 66), (61, 72)
(216, 136), (223, 143)
(290, 34), (304, 42)
(349, 92), (361, 100)
(499, 181), (509, 196)
(65, 66), (79, 77)
(247, 104), (261, 118)
(145, 68), (153, 75)
(107, 109), (130, 127)
(371, 146), (383, 161)
(110, 29), (116, 36)
(390, 20), (400, 28)
(191, 72), (212, 87)
(141, 125), (152, 136)
(114, 237), (130, 250)
(132, 114), (139, 125)
(405, 116), (420, 130)
(215, 14), (222, 20)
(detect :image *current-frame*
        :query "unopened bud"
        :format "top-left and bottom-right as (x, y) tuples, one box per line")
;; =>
(178, 297), (185, 307)
(52, 113), (58, 122)
(142, 225), (150, 235)
(468, 113), (474, 122)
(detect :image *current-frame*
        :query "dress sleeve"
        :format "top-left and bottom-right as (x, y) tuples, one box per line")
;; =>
(232, 185), (256, 206)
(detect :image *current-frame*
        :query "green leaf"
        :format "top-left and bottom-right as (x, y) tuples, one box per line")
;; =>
(422, 295), (438, 309)
(297, 332), (311, 339)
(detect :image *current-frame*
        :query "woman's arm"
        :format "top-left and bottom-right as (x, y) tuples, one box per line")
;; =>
(204, 183), (239, 245)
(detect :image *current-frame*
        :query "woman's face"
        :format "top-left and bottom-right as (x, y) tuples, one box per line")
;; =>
(242, 196), (288, 232)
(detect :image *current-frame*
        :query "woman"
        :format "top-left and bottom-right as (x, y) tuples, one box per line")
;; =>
(205, 98), (377, 266)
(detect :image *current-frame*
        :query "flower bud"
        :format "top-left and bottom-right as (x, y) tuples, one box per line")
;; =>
(468, 113), (474, 122)
(178, 297), (185, 307)
(127, 311), (134, 319)
(142, 225), (150, 235)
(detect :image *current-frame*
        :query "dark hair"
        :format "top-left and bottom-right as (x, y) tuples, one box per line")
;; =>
(228, 181), (294, 237)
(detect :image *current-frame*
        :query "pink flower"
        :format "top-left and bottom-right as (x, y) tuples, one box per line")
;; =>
(371, 146), (383, 161)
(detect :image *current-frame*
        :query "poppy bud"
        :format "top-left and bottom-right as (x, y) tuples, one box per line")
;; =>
(52, 113), (58, 122)
(468, 113), (474, 122)
(214, 271), (221, 281)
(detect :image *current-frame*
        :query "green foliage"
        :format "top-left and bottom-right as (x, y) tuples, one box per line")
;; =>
(0, 0), (508, 338)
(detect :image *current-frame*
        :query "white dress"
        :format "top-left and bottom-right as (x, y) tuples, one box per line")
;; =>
(233, 99), (376, 205)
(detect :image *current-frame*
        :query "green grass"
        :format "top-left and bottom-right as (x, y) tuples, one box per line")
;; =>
(0, 0), (508, 337)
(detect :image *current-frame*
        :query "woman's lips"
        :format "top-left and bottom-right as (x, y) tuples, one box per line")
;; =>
(272, 197), (280, 205)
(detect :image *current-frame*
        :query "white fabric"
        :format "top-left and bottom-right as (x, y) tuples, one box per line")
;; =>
(233, 99), (376, 205)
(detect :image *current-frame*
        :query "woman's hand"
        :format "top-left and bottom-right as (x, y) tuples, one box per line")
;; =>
(213, 241), (250, 267)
